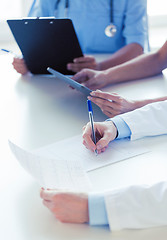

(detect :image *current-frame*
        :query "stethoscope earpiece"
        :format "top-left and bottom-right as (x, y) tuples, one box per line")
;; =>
(105, 23), (117, 37)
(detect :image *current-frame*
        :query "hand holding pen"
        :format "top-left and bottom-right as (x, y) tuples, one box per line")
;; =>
(82, 118), (118, 154)
(1, 49), (29, 75)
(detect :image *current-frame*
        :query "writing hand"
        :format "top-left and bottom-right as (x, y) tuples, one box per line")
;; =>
(82, 121), (117, 154)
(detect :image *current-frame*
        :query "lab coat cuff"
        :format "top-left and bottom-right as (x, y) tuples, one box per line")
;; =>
(104, 190), (124, 231)
(88, 193), (109, 226)
(107, 117), (131, 139)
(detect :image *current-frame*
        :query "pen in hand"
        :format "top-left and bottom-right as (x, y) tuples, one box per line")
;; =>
(87, 100), (98, 156)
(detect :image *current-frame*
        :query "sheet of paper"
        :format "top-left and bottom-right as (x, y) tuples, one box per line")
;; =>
(8, 141), (92, 192)
(34, 135), (149, 172)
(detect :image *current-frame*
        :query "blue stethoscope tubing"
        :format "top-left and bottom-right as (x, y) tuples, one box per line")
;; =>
(55, 0), (117, 37)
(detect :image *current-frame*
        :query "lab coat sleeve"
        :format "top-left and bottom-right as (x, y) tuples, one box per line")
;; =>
(104, 181), (167, 231)
(118, 100), (167, 141)
(123, 0), (149, 52)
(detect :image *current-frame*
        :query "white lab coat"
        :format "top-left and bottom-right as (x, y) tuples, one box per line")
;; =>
(105, 100), (167, 231)
(105, 181), (167, 231)
(120, 100), (167, 140)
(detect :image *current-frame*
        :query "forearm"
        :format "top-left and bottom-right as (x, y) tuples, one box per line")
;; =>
(105, 42), (167, 83)
(134, 96), (167, 109)
(98, 43), (143, 70)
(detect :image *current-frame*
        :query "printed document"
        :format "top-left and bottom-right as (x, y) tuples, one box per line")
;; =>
(9, 141), (92, 191)
(34, 135), (148, 172)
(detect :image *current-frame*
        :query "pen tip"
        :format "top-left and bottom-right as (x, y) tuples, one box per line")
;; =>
(95, 149), (98, 156)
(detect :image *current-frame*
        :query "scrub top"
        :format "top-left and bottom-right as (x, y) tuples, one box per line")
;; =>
(28, 0), (149, 54)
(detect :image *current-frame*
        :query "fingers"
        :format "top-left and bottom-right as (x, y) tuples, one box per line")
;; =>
(88, 95), (121, 117)
(40, 188), (58, 201)
(67, 62), (96, 73)
(73, 55), (95, 63)
(67, 56), (96, 73)
(82, 121), (117, 154)
(12, 57), (29, 75)
(96, 132), (113, 151)
(82, 79), (107, 90)
(72, 69), (95, 83)
(12, 57), (24, 63)
(82, 123), (96, 152)
(90, 90), (121, 102)
(102, 109), (118, 118)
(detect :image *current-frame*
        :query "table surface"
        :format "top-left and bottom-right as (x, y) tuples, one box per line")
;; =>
(1, 55), (167, 240)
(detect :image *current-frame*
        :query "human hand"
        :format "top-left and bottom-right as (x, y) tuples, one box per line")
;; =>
(72, 69), (110, 90)
(40, 189), (89, 223)
(12, 57), (29, 75)
(67, 55), (97, 73)
(88, 90), (137, 117)
(82, 121), (117, 154)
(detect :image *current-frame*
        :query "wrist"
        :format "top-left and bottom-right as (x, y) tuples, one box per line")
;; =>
(105, 68), (119, 84)
(133, 100), (149, 109)
(95, 62), (101, 71)
(105, 121), (118, 140)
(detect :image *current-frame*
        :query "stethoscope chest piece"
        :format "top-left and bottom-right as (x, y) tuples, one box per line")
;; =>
(105, 23), (117, 37)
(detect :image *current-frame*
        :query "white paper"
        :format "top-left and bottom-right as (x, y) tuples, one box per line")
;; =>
(8, 141), (92, 191)
(34, 135), (149, 172)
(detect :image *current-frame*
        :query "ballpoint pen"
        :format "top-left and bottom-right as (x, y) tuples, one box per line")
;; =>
(1, 48), (13, 54)
(1, 48), (18, 57)
(87, 99), (98, 156)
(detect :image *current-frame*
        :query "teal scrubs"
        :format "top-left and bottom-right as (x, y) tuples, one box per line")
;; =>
(28, 0), (149, 53)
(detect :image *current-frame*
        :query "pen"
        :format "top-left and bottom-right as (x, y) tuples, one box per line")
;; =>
(1, 48), (18, 57)
(87, 100), (98, 156)
(1, 48), (13, 54)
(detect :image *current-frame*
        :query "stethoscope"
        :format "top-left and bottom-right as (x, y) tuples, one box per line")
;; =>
(54, 0), (117, 37)
(55, 0), (69, 18)
(105, 0), (117, 37)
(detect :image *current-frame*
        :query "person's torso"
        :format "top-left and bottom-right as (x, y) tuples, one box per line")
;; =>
(28, 0), (142, 53)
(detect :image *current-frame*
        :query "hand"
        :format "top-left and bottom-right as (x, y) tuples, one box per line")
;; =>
(72, 69), (110, 90)
(82, 121), (117, 154)
(40, 189), (89, 223)
(12, 57), (29, 75)
(88, 90), (137, 117)
(67, 55), (97, 73)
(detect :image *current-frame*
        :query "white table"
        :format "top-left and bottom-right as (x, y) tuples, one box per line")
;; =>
(1, 54), (167, 240)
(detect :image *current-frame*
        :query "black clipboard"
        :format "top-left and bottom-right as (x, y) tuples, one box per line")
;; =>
(7, 18), (83, 74)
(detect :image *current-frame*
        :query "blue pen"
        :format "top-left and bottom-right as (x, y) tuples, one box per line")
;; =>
(1, 48), (12, 53)
(87, 100), (98, 156)
(1, 48), (18, 56)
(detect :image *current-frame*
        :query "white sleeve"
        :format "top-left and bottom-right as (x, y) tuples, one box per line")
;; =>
(104, 181), (167, 231)
(119, 100), (167, 140)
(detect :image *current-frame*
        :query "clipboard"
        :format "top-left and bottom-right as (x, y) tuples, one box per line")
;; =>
(47, 67), (91, 96)
(7, 18), (83, 74)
